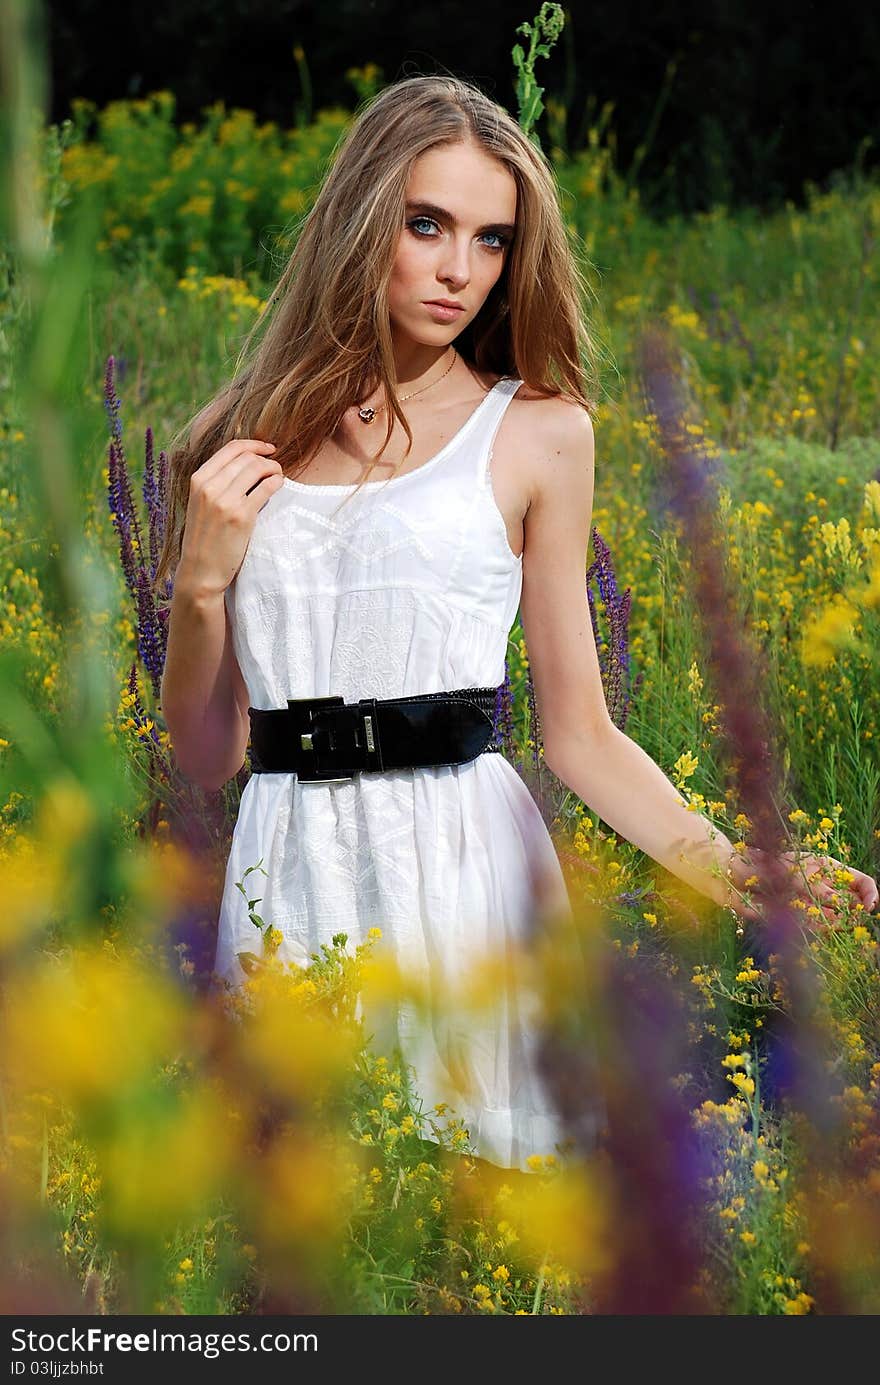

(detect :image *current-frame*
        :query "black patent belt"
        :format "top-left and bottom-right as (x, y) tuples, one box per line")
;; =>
(247, 686), (502, 782)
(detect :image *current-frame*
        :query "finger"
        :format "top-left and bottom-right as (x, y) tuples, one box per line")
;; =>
(803, 859), (833, 882)
(796, 882), (834, 907)
(221, 451), (284, 502)
(193, 438), (277, 483)
(843, 873), (868, 906)
(242, 465), (286, 505)
(206, 450), (284, 504)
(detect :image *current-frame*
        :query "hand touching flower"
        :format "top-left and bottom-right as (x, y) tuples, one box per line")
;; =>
(790, 852), (879, 922)
(726, 846), (879, 925)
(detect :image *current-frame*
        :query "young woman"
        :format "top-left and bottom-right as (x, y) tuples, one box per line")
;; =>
(156, 75), (879, 1172)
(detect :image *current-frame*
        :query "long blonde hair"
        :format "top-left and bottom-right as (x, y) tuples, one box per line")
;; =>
(153, 72), (600, 605)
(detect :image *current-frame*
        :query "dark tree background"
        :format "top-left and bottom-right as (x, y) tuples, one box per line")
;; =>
(48, 0), (879, 216)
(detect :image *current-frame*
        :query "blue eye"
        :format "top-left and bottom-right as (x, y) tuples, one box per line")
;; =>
(409, 216), (439, 237)
(407, 217), (509, 251)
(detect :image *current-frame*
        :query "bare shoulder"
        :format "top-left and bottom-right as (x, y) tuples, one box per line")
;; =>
(511, 385), (593, 435)
(507, 385), (595, 507)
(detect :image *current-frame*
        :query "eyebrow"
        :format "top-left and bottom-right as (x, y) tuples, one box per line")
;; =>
(405, 200), (516, 235)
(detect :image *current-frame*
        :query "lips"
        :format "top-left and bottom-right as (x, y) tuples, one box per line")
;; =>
(425, 300), (464, 310)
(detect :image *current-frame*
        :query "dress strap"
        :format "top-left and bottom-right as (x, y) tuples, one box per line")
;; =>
(474, 376), (524, 482)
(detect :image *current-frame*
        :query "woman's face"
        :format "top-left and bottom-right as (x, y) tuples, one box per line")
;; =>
(388, 140), (517, 349)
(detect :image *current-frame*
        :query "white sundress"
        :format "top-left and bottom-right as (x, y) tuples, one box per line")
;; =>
(214, 375), (600, 1170)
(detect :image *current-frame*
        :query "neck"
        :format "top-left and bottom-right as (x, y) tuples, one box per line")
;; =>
(389, 339), (456, 390)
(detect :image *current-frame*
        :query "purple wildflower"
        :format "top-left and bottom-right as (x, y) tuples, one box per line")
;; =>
(103, 354), (125, 451)
(492, 657), (515, 756)
(585, 525), (636, 730)
(612, 888), (652, 910)
(104, 355), (172, 700)
(126, 660), (162, 762)
(525, 661), (542, 776)
(143, 427), (161, 580)
(638, 322), (853, 1306)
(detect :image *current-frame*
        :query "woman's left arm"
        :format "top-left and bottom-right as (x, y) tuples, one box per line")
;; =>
(518, 398), (879, 921)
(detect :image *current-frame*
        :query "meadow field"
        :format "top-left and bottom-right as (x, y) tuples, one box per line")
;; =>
(2, 30), (880, 1315)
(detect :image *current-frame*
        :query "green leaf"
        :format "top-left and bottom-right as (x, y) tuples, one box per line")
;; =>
(236, 951), (263, 975)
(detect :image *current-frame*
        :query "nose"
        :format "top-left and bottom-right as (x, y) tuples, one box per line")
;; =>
(437, 234), (470, 289)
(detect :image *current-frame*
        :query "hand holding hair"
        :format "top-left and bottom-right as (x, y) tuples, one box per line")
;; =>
(177, 438), (283, 598)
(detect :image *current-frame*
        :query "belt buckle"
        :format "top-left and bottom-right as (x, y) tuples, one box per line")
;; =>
(290, 696), (370, 783)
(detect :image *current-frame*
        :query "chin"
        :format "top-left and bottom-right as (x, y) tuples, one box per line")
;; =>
(397, 323), (460, 345)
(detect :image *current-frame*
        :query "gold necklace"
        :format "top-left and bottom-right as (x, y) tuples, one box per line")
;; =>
(356, 350), (457, 423)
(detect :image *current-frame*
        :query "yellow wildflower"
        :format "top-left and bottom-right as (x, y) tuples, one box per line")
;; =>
(673, 750), (699, 783)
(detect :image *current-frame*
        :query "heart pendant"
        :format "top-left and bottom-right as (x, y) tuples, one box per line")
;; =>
(357, 406), (376, 423)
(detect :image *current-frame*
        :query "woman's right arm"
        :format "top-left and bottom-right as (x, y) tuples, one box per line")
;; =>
(160, 431), (284, 792)
(160, 577), (248, 792)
